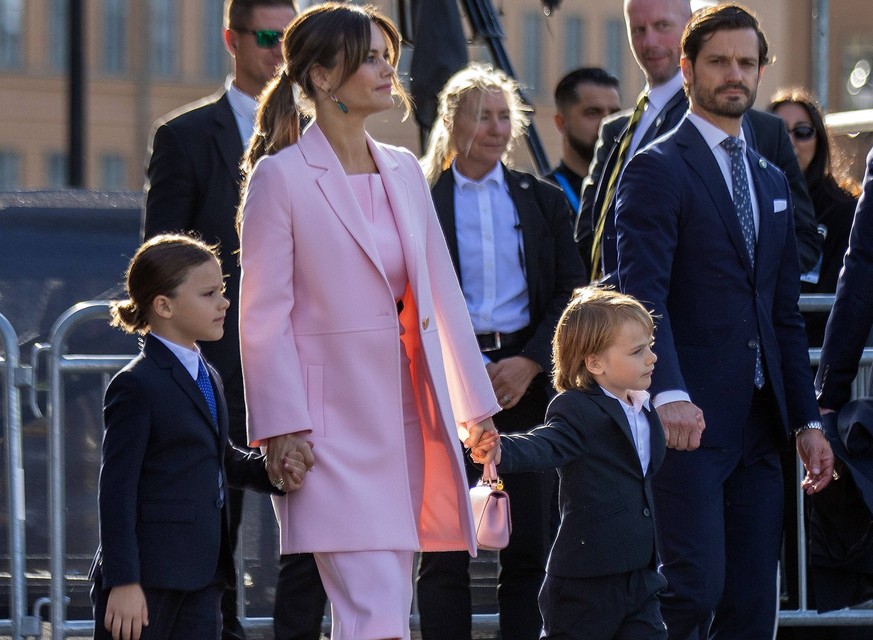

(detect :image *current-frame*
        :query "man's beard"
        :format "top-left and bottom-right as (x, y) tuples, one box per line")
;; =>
(692, 82), (757, 118)
(567, 133), (595, 164)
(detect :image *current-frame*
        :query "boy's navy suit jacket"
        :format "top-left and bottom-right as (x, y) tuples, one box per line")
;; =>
(91, 334), (277, 591)
(498, 386), (666, 579)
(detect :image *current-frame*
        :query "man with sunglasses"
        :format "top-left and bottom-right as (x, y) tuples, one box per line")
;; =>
(143, 3), (327, 640)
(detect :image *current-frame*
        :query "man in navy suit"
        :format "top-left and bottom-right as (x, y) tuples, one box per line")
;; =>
(577, 0), (819, 282)
(143, 3), (327, 639)
(615, 5), (834, 638)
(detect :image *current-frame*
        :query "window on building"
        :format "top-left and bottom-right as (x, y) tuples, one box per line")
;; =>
(522, 12), (543, 97)
(0, 150), (22, 189)
(100, 154), (127, 191)
(604, 18), (625, 79)
(0, 0), (23, 69)
(203, 0), (227, 79)
(49, 0), (69, 71)
(564, 16), (586, 73)
(46, 152), (69, 188)
(103, 0), (128, 75)
(150, 0), (177, 76)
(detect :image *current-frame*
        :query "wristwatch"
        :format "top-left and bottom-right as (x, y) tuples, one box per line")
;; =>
(793, 420), (825, 438)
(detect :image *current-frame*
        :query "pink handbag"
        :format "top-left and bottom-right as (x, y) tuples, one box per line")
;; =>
(469, 461), (512, 550)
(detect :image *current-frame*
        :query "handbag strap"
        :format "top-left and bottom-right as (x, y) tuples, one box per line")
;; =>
(482, 461), (504, 490)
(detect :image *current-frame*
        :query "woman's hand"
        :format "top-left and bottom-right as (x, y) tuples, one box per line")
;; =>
(266, 433), (315, 492)
(466, 417), (501, 464)
(487, 356), (541, 409)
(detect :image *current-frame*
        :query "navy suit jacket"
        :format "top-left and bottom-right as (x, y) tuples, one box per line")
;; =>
(143, 91), (245, 386)
(92, 335), (277, 592)
(817, 147), (873, 409)
(615, 116), (819, 448)
(576, 87), (819, 279)
(498, 387), (665, 578)
(431, 165), (586, 374)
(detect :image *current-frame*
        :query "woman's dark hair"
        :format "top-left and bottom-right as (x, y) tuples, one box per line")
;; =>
(241, 2), (409, 175)
(767, 87), (860, 198)
(110, 234), (219, 335)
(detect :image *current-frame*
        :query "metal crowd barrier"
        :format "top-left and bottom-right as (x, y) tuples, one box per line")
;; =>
(0, 312), (41, 638)
(10, 295), (872, 637)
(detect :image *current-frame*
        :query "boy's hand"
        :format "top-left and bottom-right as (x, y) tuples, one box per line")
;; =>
(266, 434), (315, 492)
(105, 583), (148, 640)
(470, 430), (501, 464)
(276, 449), (310, 491)
(466, 418), (501, 464)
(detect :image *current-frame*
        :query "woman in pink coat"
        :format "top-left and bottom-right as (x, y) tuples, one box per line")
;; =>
(236, 4), (501, 639)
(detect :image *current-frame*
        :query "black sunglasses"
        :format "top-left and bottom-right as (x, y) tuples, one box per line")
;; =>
(788, 125), (816, 141)
(237, 29), (282, 49)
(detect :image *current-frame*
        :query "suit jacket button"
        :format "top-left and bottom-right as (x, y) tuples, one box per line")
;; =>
(580, 538), (585, 545)
(747, 339), (757, 350)
(643, 508), (651, 517)
(215, 498), (224, 508)
(421, 317), (430, 330)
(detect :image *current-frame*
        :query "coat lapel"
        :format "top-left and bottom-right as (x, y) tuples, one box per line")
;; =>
(213, 93), (245, 185)
(298, 124), (383, 272)
(504, 167), (541, 310)
(144, 336), (220, 436)
(675, 118), (755, 281)
(587, 389), (638, 460)
(431, 170), (462, 281)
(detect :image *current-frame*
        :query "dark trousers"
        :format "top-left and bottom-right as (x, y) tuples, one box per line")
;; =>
(538, 567), (667, 640)
(654, 386), (784, 639)
(93, 571), (224, 640)
(221, 370), (248, 640)
(417, 366), (553, 640)
(273, 553), (328, 640)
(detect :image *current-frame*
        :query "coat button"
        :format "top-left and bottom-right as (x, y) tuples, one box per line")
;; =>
(580, 538), (586, 545)
(643, 508), (651, 517)
(747, 339), (757, 350)
(215, 498), (224, 508)
(421, 317), (430, 330)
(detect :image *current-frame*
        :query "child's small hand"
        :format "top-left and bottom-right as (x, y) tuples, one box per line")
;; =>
(105, 583), (148, 640)
(470, 430), (501, 465)
(278, 450), (309, 491)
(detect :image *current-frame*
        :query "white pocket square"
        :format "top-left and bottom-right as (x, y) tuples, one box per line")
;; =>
(773, 199), (788, 213)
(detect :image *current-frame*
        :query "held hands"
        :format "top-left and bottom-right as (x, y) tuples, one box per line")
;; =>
(797, 428), (835, 495)
(266, 433), (315, 492)
(656, 400), (706, 451)
(104, 583), (148, 640)
(487, 356), (542, 409)
(466, 417), (501, 465)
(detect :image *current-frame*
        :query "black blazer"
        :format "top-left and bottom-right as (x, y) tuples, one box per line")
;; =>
(91, 335), (277, 592)
(498, 387), (666, 578)
(143, 90), (245, 383)
(817, 147), (873, 409)
(577, 87), (819, 278)
(431, 165), (586, 373)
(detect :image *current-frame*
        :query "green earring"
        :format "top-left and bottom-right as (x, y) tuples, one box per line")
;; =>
(331, 94), (349, 114)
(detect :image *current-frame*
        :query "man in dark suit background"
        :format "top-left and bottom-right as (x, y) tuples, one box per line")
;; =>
(577, 0), (819, 282)
(615, 5), (834, 638)
(142, 2), (327, 639)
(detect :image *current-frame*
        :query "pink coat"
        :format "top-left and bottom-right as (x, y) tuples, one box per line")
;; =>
(239, 124), (500, 555)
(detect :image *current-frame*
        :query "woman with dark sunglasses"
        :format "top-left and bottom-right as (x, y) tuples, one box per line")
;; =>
(768, 87), (860, 346)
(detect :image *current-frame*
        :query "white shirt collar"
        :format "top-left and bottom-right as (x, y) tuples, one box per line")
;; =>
(151, 333), (202, 380)
(687, 111), (747, 153)
(451, 160), (505, 190)
(646, 71), (684, 112)
(600, 386), (652, 413)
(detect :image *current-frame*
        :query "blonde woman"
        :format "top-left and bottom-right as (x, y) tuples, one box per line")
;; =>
(236, 6), (500, 639)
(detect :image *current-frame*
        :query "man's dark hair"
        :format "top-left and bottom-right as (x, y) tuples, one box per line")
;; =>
(681, 3), (769, 67)
(225, 0), (298, 29)
(554, 67), (620, 111)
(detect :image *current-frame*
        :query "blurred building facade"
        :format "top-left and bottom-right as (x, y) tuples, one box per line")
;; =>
(0, 0), (871, 190)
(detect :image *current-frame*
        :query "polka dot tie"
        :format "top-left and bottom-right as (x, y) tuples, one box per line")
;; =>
(722, 136), (765, 389)
(197, 359), (218, 423)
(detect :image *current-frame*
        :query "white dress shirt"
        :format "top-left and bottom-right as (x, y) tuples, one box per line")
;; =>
(226, 75), (258, 146)
(601, 386), (653, 474)
(451, 161), (530, 335)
